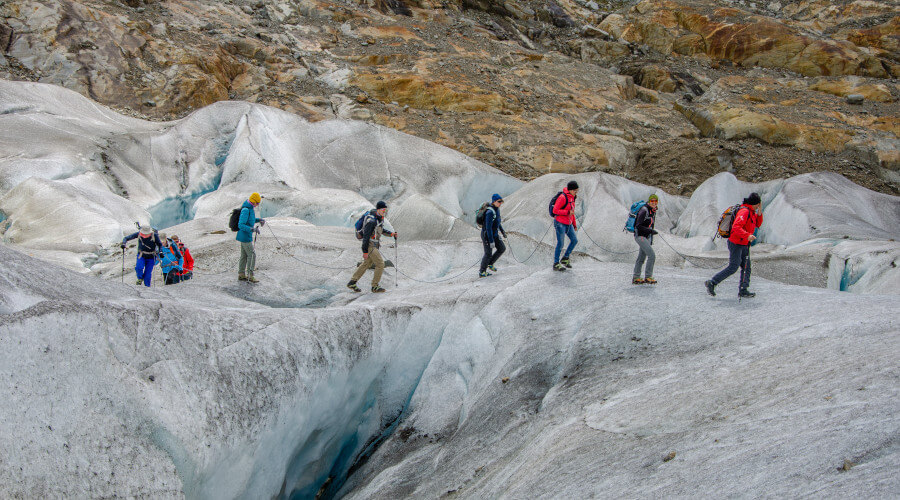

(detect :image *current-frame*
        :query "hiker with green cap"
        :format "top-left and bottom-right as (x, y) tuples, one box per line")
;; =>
(632, 194), (659, 284)
(236, 192), (266, 283)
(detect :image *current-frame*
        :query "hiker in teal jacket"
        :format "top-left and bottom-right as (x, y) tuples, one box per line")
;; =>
(237, 192), (265, 283)
(158, 233), (183, 285)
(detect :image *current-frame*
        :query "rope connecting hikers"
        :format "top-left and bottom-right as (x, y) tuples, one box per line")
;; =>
(122, 185), (766, 300)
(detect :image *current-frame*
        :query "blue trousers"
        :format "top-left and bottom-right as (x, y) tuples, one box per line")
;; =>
(711, 241), (751, 291)
(135, 256), (156, 287)
(554, 221), (578, 263)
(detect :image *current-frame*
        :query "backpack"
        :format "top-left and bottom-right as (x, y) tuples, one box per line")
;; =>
(355, 211), (373, 240)
(548, 191), (568, 217)
(228, 208), (242, 232)
(624, 200), (647, 233)
(475, 202), (491, 227)
(716, 204), (744, 238)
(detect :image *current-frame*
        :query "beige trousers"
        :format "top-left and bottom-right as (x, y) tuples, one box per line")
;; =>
(351, 246), (384, 286)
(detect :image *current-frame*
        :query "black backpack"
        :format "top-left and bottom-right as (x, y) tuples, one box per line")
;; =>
(228, 207), (242, 232)
(549, 191), (568, 217)
(475, 202), (491, 227)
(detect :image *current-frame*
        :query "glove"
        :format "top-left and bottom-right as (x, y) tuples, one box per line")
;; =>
(120, 243), (126, 249)
(254, 227), (261, 235)
(258, 219), (266, 226)
(501, 230), (507, 239)
(392, 232), (398, 239)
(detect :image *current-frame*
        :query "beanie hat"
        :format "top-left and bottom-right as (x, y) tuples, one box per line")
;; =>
(492, 193), (503, 203)
(376, 200), (387, 209)
(139, 225), (152, 236)
(648, 194), (659, 202)
(249, 192), (262, 204)
(567, 180), (579, 191)
(744, 192), (761, 205)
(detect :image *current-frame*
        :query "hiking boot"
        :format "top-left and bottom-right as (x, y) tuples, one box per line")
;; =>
(371, 285), (386, 293)
(705, 280), (716, 297)
(135, 278), (144, 285)
(632, 277), (645, 285)
(346, 281), (361, 292)
(479, 271), (492, 278)
(553, 262), (567, 272)
(247, 275), (259, 283)
(738, 289), (756, 298)
(644, 277), (657, 285)
(487, 264), (497, 272)
(560, 257), (572, 268)
(238, 273), (248, 281)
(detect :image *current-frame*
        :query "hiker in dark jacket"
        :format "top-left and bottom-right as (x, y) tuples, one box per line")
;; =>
(236, 192), (265, 283)
(121, 225), (163, 287)
(706, 192), (764, 298)
(479, 193), (508, 278)
(632, 194), (659, 284)
(552, 180), (579, 271)
(347, 201), (396, 293)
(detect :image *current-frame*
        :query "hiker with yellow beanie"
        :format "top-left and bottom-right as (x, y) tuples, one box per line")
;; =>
(236, 192), (265, 283)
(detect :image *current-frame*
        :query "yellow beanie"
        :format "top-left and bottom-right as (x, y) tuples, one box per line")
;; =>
(249, 192), (261, 204)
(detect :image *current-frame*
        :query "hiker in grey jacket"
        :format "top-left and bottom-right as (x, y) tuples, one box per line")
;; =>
(347, 201), (396, 293)
(632, 194), (658, 284)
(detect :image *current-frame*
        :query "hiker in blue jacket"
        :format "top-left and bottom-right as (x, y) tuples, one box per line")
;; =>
(121, 225), (163, 287)
(479, 193), (507, 278)
(236, 192), (265, 283)
(157, 233), (183, 285)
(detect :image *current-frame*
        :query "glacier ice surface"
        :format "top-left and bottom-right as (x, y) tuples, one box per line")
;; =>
(0, 80), (898, 498)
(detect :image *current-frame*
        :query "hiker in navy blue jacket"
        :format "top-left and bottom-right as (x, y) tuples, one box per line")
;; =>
(479, 193), (508, 277)
(121, 225), (163, 287)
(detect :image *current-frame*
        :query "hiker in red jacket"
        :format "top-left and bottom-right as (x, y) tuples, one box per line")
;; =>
(173, 235), (194, 281)
(552, 180), (579, 271)
(706, 192), (764, 298)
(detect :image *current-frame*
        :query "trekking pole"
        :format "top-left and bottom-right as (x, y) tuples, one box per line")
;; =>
(121, 248), (125, 284)
(395, 235), (399, 288)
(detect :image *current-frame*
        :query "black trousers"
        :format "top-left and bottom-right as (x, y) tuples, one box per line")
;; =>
(164, 271), (181, 285)
(711, 241), (751, 291)
(480, 237), (506, 273)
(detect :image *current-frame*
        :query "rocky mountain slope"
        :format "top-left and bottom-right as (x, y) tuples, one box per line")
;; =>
(1, 0), (898, 195)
